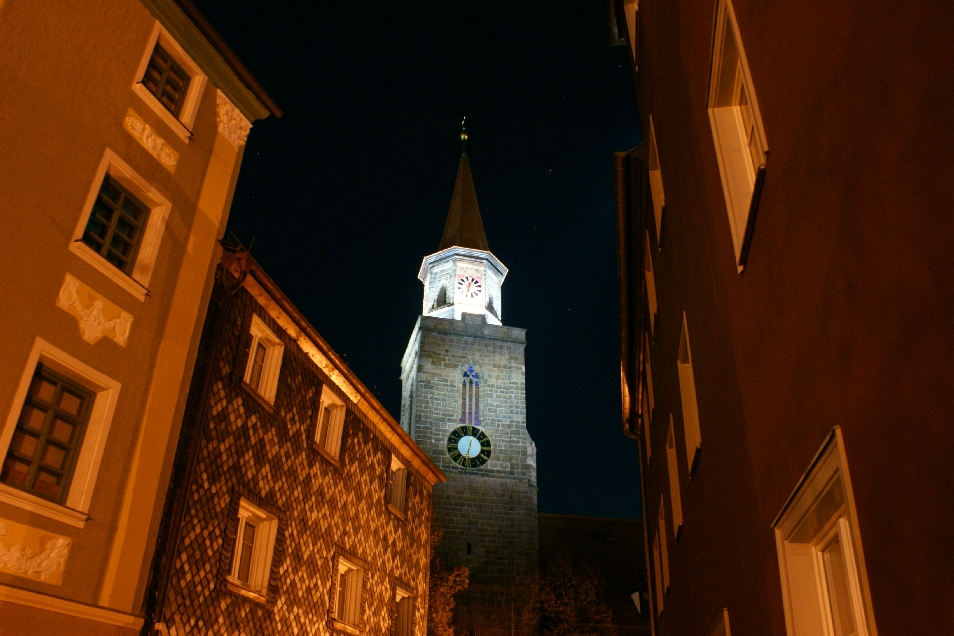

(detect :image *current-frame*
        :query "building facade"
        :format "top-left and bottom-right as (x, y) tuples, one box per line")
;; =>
(400, 154), (538, 633)
(613, 0), (954, 635)
(0, 1), (278, 633)
(147, 248), (444, 635)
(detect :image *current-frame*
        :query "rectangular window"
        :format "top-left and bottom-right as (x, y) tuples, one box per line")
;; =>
(81, 175), (149, 275)
(314, 384), (347, 460)
(677, 312), (702, 474)
(394, 586), (414, 636)
(658, 496), (670, 592)
(773, 430), (875, 636)
(709, 609), (732, 636)
(141, 43), (191, 117)
(652, 532), (664, 615)
(666, 415), (684, 536)
(707, 0), (768, 269)
(648, 116), (665, 242)
(132, 24), (208, 141)
(244, 315), (284, 404)
(1, 365), (93, 504)
(70, 150), (172, 301)
(228, 498), (279, 597)
(387, 454), (409, 515)
(644, 232), (657, 332)
(335, 557), (365, 627)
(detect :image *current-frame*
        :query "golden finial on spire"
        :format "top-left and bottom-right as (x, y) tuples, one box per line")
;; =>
(460, 116), (468, 152)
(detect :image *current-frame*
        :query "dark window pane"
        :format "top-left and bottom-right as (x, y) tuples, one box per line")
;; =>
(82, 175), (149, 275)
(142, 43), (191, 117)
(2, 366), (93, 503)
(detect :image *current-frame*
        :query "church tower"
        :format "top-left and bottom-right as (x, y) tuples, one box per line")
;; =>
(400, 151), (538, 610)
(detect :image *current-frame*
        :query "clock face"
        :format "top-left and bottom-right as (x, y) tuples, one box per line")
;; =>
(446, 425), (492, 469)
(456, 275), (483, 299)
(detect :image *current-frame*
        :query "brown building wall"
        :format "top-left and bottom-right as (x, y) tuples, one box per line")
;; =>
(620, 0), (954, 634)
(155, 262), (440, 635)
(0, 0), (272, 631)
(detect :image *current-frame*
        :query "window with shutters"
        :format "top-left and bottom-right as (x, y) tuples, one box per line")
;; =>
(227, 498), (278, 598)
(652, 531), (664, 615)
(658, 496), (670, 593)
(81, 175), (149, 276)
(1, 365), (93, 504)
(69, 150), (172, 301)
(708, 609), (732, 636)
(386, 454), (409, 516)
(677, 312), (702, 474)
(0, 338), (121, 527)
(707, 0), (769, 269)
(460, 366), (480, 426)
(244, 315), (284, 404)
(132, 24), (208, 142)
(773, 430), (876, 636)
(314, 384), (347, 461)
(394, 585), (414, 636)
(334, 556), (365, 628)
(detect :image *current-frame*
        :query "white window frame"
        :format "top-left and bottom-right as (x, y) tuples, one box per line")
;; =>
(647, 116), (665, 243)
(708, 609), (732, 636)
(334, 556), (365, 629)
(773, 429), (877, 636)
(386, 454), (409, 516)
(314, 384), (347, 459)
(707, 0), (768, 270)
(227, 497), (278, 598)
(677, 312), (702, 474)
(0, 338), (121, 528)
(652, 531), (663, 615)
(394, 584), (414, 636)
(132, 22), (208, 143)
(666, 415), (683, 537)
(658, 496), (670, 592)
(69, 149), (172, 302)
(243, 314), (284, 404)
(644, 232), (657, 333)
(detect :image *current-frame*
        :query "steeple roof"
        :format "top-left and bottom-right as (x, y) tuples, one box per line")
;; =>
(438, 154), (490, 251)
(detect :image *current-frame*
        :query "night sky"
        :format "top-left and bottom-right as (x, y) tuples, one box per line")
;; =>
(195, 1), (643, 519)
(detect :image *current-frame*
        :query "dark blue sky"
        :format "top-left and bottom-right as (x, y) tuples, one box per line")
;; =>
(196, 1), (644, 518)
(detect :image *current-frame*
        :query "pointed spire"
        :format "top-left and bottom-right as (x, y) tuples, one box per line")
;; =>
(438, 153), (490, 251)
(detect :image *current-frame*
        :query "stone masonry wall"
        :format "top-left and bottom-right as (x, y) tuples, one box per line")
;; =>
(400, 315), (538, 587)
(160, 281), (432, 636)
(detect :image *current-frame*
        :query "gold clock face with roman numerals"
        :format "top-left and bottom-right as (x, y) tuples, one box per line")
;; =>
(446, 425), (492, 469)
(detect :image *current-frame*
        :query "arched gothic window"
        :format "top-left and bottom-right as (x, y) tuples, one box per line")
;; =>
(460, 366), (480, 426)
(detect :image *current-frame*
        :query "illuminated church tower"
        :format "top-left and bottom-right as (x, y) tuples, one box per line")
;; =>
(400, 147), (538, 621)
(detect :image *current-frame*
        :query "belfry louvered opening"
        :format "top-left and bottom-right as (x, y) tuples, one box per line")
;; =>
(459, 366), (480, 426)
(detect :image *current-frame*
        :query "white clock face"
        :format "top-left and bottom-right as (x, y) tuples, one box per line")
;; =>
(457, 275), (483, 299)
(457, 436), (481, 458)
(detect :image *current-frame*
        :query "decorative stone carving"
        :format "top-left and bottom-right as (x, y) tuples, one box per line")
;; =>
(56, 273), (133, 346)
(0, 519), (71, 584)
(124, 109), (179, 172)
(216, 90), (252, 148)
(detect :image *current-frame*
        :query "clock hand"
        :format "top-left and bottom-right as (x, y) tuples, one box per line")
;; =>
(467, 437), (476, 457)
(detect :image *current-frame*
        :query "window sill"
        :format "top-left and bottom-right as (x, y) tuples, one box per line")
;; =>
(69, 241), (148, 302)
(331, 618), (361, 635)
(241, 382), (275, 413)
(132, 83), (192, 144)
(0, 483), (88, 528)
(312, 442), (342, 468)
(386, 502), (406, 520)
(225, 579), (270, 606)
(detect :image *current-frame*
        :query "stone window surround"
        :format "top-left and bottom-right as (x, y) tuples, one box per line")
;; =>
(69, 149), (172, 302)
(226, 497), (279, 601)
(132, 22), (208, 143)
(0, 338), (121, 528)
(313, 383), (347, 463)
(331, 548), (371, 634)
(386, 453), (409, 518)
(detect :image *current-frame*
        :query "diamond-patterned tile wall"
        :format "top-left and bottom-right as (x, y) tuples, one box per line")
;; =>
(160, 281), (433, 636)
